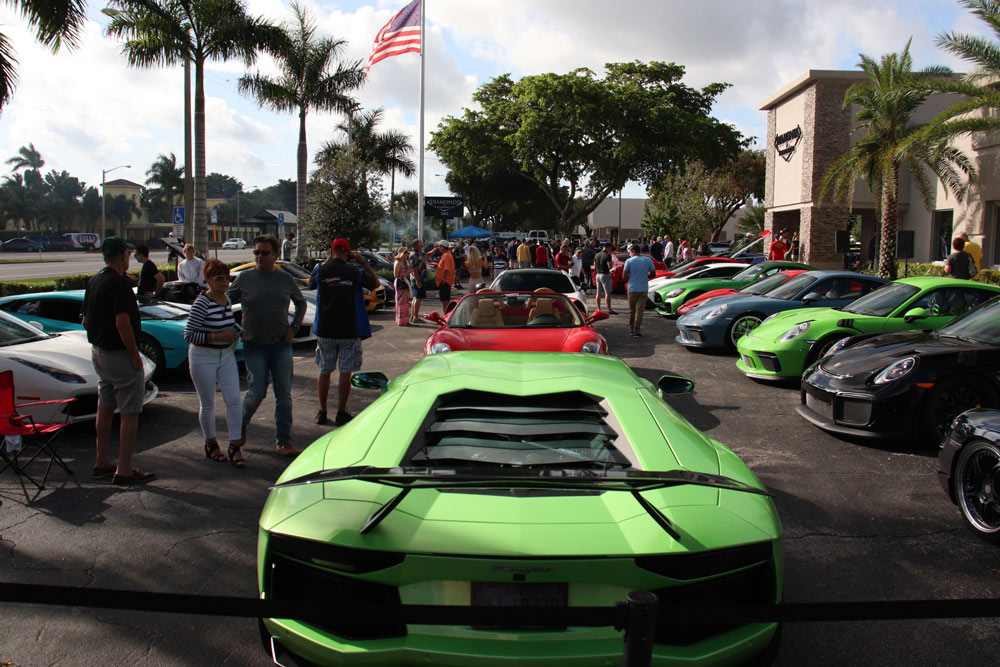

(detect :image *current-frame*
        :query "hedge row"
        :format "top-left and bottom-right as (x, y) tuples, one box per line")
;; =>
(863, 261), (1000, 285)
(0, 261), (247, 297)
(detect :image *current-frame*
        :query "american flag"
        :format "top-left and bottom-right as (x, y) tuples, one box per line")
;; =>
(366, 0), (422, 75)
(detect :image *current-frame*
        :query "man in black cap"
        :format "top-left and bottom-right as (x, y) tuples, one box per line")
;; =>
(82, 236), (155, 485)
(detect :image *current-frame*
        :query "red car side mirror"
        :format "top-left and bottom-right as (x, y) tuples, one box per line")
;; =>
(425, 312), (445, 326)
(586, 311), (609, 325)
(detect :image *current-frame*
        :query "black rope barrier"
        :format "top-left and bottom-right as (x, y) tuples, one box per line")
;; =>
(2, 582), (999, 625)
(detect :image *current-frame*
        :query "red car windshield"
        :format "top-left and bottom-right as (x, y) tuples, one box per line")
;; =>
(447, 292), (584, 329)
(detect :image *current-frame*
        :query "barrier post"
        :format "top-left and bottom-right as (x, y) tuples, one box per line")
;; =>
(621, 590), (658, 667)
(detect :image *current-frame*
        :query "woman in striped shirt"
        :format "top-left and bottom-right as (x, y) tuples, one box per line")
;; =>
(183, 259), (245, 467)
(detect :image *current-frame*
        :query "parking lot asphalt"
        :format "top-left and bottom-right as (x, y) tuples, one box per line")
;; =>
(2, 291), (999, 666)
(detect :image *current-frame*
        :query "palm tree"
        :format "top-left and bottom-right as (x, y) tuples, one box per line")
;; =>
(145, 152), (184, 223)
(0, 173), (35, 231)
(105, 193), (141, 238)
(105, 0), (284, 250)
(6, 142), (44, 172)
(238, 1), (364, 257)
(819, 43), (975, 279)
(316, 107), (416, 209)
(0, 1), (89, 109)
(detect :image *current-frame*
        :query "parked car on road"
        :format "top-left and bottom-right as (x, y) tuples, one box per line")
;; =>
(257, 352), (782, 666)
(221, 238), (247, 249)
(25, 235), (73, 251)
(939, 408), (1000, 544)
(63, 232), (100, 250)
(3, 238), (43, 252)
(652, 261), (812, 316)
(489, 268), (588, 313)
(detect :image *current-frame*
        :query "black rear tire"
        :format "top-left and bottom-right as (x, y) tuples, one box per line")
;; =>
(137, 333), (165, 376)
(921, 376), (999, 443)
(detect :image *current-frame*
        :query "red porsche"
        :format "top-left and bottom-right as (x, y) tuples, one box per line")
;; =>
(675, 269), (809, 316)
(423, 291), (609, 354)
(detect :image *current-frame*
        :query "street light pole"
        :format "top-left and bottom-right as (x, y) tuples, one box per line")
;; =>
(101, 164), (131, 242)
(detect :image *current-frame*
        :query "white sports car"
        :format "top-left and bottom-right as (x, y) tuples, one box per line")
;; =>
(221, 238), (247, 249)
(0, 312), (157, 423)
(488, 268), (589, 314)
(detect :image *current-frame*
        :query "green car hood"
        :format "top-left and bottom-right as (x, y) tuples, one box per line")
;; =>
(655, 277), (747, 297)
(260, 352), (779, 556)
(750, 306), (883, 342)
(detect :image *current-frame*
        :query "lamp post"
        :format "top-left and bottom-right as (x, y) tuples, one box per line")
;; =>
(101, 164), (131, 242)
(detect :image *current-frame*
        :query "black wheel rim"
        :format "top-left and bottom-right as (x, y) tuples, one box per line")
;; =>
(933, 385), (983, 437)
(138, 339), (159, 366)
(959, 443), (1000, 535)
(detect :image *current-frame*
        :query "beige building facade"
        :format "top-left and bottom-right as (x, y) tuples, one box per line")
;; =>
(761, 69), (999, 269)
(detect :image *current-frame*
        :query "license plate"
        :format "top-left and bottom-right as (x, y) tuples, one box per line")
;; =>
(472, 582), (567, 608)
(805, 392), (833, 420)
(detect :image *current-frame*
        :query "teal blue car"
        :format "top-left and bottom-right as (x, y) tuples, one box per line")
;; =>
(0, 290), (218, 374)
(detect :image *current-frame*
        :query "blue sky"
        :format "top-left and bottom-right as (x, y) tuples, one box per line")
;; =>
(0, 0), (984, 203)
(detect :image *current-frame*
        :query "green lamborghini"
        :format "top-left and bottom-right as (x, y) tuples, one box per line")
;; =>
(257, 352), (782, 666)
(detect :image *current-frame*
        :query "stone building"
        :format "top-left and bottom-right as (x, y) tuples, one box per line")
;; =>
(760, 69), (999, 269)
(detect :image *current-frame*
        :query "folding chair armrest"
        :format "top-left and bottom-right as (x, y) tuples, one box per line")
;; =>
(15, 398), (77, 408)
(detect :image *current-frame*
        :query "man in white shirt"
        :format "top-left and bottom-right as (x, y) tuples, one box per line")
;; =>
(178, 244), (207, 287)
(663, 235), (675, 268)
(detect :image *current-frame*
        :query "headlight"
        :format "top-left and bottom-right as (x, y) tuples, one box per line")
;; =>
(779, 321), (811, 342)
(580, 342), (601, 353)
(706, 303), (729, 319)
(362, 288), (371, 295)
(11, 357), (86, 384)
(664, 288), (684, 298)
(760, 313), (778, 325)
(826, 337), (851, 356)
(872, 357), (917, 384)
(429, 343), (451, 354)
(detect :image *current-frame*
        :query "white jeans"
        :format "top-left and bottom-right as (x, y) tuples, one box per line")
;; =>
(188, 345), (242, 441)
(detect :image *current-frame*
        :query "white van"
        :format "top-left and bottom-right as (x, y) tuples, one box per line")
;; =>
(63, 233), (100, 250)
(527, 230), (549, 242)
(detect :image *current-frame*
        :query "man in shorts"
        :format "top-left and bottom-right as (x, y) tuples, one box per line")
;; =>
(409, 239), (428, 323)
(313, 238), (378, 426)
(594, 242), (615, 314)
(82, 236), (155, 485)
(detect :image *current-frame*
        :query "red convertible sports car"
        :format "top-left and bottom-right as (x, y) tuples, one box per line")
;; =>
(423, 290), (609, 354)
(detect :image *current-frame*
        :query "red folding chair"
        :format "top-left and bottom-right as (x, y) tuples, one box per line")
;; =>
(0, 370), (76, 501)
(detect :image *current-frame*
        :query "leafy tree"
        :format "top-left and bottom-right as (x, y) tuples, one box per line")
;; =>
(40, 169), (84, 232)
(317, 107), (415, 189)
(0, 172), (35, 230)
(105, 193), (140, 238)
(433, 62), (742, 235)
(6, 142), (44, 172)
(737, 204), (767, 235)
(0, 1), (88, 109)
(105, 0), (285, 251)
(145, 152), (183, 224)
(239, 0), (364, 256)
(820, 43), (973, 279)
(643, 150), (765, 242)
(305, 151), (384, 251)
(205, 172), (242, 198)
(81, 186), (102, 233)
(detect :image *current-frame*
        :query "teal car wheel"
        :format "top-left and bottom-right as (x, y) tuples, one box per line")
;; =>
(138, 333), (164, 375)
(728, 314), (763, 349)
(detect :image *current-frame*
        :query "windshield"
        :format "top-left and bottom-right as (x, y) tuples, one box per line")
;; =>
(840, 282), (919, 316)
(668, 258), (697, 273)
(138, 301), (188, 320)
(0, 314), (47, 346)
(761, 273), (817, 300)
(673, 265), (712, 279)
(732, 264), (765, 281)
(279, 261), (312, 280)
(409, 390), (631, 469)
(739, 272), (793, 295)
(938, 297), (1000, 344)
(495, 271), (575, 294)
(447, 292), (583, 328)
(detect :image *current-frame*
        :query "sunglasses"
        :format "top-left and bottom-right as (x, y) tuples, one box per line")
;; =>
(211, 274), (230, 281)
(253, 249), (272, 256)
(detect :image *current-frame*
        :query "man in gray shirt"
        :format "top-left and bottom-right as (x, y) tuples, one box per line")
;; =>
(228, 234), (307, 457)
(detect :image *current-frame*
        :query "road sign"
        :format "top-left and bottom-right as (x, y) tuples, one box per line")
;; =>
(173, 207), (185, 225)
(211, 208), (218, 225)
(424, 197), (464, 219)
(277, 212), (285, 228)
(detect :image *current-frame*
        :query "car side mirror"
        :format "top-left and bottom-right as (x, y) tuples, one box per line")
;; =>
(28, 320), (43, 331)
(351, 371), (389, 393)
(586, 311), (609, 325)
(802, 292), (821, 304)
(657, 374), (695, 396)
(472, 282), (486, 292)
(425, 312), (444, 326)
(903, 307), (928, 323)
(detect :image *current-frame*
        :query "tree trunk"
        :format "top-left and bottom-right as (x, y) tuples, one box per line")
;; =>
(194, 58), (208, 252)
(297, 110), (308, 258)
(877, 167), (899, 280)
(184, 56), (194, 244)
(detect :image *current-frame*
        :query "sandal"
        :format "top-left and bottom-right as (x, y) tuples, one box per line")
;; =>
(204, 441), (227, 462)
(228, 443), (246, 468)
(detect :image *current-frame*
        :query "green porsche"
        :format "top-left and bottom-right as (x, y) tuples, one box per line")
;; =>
(653, 261), (812, 317)
(735, 276), (1000, 381)
(257, 352), (782, 666)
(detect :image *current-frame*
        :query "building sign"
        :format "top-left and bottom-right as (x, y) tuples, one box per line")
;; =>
(424, 197), (464, 219)
(775, 125), (802, 161)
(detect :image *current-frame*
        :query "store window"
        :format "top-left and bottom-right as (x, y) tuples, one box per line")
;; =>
(932, 210), (953, 261)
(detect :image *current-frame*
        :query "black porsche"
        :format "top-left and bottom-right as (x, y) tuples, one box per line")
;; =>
(939, 408), (1000, 544)
(797, 295), (1000, 443)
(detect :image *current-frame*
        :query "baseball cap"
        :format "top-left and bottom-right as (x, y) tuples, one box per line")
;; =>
(331, 238), (350, 251)
(101, 236), (135, 256)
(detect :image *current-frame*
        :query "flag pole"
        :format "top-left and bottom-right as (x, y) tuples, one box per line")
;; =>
(416, 0), (426, 243)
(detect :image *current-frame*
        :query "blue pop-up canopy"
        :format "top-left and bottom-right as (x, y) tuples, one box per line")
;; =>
(449, 225), (490, 239)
